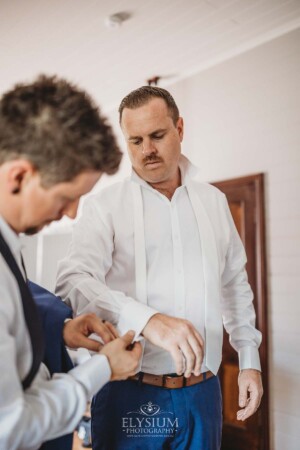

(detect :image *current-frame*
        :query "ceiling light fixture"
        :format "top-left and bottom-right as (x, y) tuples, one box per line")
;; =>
(105, 12), (131, 29)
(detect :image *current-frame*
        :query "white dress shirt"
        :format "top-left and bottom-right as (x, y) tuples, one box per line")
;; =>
(56, 155), (262, 375)
(0, 216), (111, 450)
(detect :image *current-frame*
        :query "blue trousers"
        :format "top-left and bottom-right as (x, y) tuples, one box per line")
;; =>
(91, 375), (222, 450)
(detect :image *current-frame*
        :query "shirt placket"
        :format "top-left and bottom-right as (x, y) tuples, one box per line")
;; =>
(170, 196), (186, 318)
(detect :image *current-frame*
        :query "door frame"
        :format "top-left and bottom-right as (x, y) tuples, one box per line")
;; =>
(212, 173), (269, 450)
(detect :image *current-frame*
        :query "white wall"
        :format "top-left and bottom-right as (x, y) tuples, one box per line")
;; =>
(22, 27), (300, 450)
(167, 28), (300, 450)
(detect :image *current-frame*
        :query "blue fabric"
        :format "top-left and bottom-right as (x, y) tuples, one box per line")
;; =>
(91, 376), (222, 450)
(28, 281), (74, 450)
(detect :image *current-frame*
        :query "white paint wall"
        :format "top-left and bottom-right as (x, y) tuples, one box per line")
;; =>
(167, 28), (300, 450)
(22, 27), (300, 450)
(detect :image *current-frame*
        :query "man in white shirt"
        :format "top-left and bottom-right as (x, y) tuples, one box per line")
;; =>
(0, 75), (142, 450)
(56, 86), (263, 450)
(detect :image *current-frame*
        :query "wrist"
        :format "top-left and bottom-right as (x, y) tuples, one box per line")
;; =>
(239, 368), (262, 377)
(63, 319), (73, 346)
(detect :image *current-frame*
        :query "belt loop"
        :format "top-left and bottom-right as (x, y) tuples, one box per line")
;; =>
(203, 372), (207, 381)
(162, 375), (166, 388)
(182, 377), (187, 388)
(138, 372), (144, 386)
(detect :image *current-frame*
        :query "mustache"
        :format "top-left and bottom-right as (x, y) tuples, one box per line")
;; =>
(143, 154), (163, 164)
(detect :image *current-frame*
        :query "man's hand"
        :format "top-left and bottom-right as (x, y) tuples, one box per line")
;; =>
(63, 313), (119, 352)
(100, 331), (143, 381)
(237, 369), (263, 421)
(142, 313), (204, 377)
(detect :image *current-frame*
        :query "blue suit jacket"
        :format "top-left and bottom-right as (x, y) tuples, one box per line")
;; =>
(29, 281), (74, 450)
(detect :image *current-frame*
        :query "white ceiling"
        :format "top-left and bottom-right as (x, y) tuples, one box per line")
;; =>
(1, 0), (300, 112)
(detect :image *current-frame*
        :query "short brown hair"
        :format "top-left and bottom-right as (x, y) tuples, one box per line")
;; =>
(0, 75), (122, 186)
(119, 86), (179, 125)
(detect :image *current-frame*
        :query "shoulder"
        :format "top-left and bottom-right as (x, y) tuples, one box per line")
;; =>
(86, 179), (132, 205)
(79, 179), (134, 223)
(190, 180), (226, 199)
(187, 180), (229, 223)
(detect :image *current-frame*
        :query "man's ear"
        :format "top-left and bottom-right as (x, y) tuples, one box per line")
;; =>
(7, 160), (35, 194)
(176, 117), (184, 142)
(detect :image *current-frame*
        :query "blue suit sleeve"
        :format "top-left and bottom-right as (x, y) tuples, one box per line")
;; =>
(28, 281), (74, 450)
(28, 280), (74, 375)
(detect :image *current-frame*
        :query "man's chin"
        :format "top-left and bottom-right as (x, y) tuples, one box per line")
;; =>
(24, 218), (58, 235)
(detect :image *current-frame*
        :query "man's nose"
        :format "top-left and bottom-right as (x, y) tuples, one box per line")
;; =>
(142, 139), (157, 156)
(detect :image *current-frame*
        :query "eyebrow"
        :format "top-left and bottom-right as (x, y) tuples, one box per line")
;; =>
(128, 128), (167, 141)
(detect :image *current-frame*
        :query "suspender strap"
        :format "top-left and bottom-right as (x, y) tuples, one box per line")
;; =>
(131, 182), (148, 305)
(0, 232), (45, 390)
(186, 180), (223, 374)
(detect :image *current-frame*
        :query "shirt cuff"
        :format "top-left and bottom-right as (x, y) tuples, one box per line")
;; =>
(238, 346), (261, 371)
(118, 301), (158, 340)
(68, 354), (111, 397)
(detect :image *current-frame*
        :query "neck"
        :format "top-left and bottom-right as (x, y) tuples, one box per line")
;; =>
(0, 194), (20, 234)
(148, 169), (181, 201)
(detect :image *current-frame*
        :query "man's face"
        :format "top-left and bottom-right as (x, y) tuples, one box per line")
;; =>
(121, 98), (183, 185)
(20, 171), (101, 234)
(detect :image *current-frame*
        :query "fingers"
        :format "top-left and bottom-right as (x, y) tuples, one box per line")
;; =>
(141, 314), (204, 377)
(72, 335), (102, 352)
(168, 327), (204, 376)
(170, 346), (185, 375)
(87, 317), (116, 343)
(237, 391), (260, 421)
(187, 335), (204, 376)
(130, 342), (143, 359)
(237, 371), (263, 421)
(237, 378), (249, 421)
(239, 382), (248, 408)
(120, 330), (136, 347)
(176, 328), (203, 377)
(64, 314), (119, 350)
(102, 334), (142, 381)
(103, 321), (119, 339)
(180, 341), (195, 378)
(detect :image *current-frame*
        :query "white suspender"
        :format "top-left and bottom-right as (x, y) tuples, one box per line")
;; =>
(186, 180), (223, 374)
(131, 182), (148, 305)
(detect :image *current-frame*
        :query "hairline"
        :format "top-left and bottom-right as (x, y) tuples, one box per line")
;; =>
(119, 97), (178, 126)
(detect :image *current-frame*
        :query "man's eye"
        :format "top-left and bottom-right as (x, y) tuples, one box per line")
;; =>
(132, 140), (141, 145)
(153, 135), (164, 140)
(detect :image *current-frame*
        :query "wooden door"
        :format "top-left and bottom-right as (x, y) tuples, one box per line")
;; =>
(212, 174), (269, 450)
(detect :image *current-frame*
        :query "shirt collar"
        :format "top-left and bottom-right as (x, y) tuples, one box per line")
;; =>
(0, 215), (22, 259)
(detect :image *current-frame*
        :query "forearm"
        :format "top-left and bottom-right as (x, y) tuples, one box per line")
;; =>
(222, 269), (262, 370)
(56, 270), (125, 323)
(0, 355), (111, 450)
(221, 195), (262, 370)
(56, 271), (157, 339)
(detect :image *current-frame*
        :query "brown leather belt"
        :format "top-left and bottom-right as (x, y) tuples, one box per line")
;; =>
(129, 371), (214, 389)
